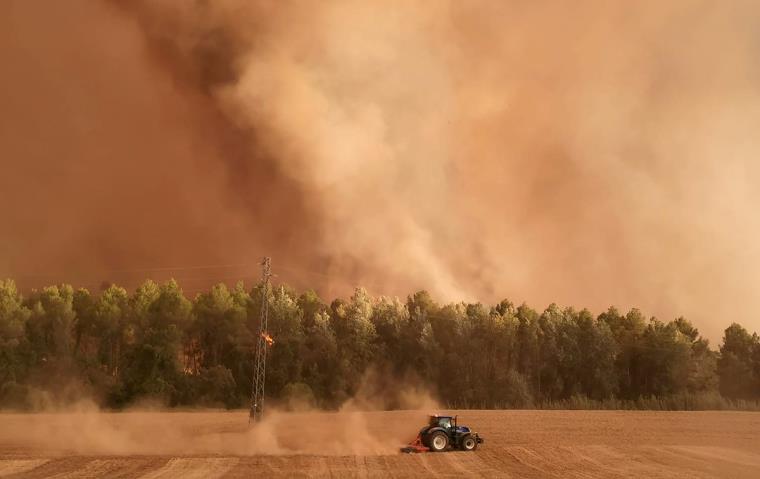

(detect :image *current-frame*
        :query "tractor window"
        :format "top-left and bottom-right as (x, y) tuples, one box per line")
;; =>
(438, 417), (452, 429)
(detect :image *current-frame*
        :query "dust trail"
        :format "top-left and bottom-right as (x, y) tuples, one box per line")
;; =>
(0, 376), (437, 456)
(2, 1), (760, 340)
(0, 409), (426, 456)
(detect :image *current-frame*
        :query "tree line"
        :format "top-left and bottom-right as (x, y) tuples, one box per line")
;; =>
(0, 278), (758, 410)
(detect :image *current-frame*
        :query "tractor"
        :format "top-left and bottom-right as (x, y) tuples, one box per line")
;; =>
(401, 414), (484, 453)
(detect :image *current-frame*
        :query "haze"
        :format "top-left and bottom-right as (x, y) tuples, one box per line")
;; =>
(2, 0), (759, 342)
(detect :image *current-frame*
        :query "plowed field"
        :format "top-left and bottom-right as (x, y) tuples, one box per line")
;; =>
(1, 410), (758, 478)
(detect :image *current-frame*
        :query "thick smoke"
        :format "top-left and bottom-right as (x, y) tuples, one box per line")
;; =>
(2, 0), (760, 340)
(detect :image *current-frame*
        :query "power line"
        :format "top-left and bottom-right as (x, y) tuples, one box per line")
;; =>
(7, 263), (253, 279)
(108, 263), (251, 274)
(7, 261), (387, 298)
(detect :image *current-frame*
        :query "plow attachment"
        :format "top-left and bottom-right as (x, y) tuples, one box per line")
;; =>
(400, 434), (429, 453)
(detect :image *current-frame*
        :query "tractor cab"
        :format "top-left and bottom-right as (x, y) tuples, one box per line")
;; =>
(429, 415), (472, 435)
(428, 415), (454, 429)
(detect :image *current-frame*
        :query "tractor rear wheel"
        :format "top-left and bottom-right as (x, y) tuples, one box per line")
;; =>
(461, 434), (478, 451)
(429, 431), (448, 452)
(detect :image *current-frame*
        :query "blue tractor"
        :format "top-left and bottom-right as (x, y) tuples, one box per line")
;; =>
(401, 414), (484, 453)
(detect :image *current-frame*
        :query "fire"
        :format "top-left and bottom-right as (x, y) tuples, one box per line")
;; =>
(261, 331), (274, 347)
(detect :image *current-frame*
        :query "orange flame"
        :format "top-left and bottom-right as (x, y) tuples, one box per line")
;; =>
(261, 331), (274, 346)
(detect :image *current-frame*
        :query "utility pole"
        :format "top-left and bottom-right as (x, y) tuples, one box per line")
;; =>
(249, 257), (272, 424)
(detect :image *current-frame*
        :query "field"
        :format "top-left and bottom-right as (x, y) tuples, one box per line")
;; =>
(0, 410), (759, 478)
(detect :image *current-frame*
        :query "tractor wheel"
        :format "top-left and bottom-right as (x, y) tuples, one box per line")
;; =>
(429, 431), (448, 452)
(461, 434), (478, 451)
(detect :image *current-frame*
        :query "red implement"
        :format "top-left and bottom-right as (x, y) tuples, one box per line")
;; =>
(400, 434), (429, 453)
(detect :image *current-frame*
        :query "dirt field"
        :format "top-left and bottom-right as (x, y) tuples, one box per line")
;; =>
(0, 410), (758, 478)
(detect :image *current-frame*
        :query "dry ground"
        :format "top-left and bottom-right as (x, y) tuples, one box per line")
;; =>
(0, 410), (758, 478)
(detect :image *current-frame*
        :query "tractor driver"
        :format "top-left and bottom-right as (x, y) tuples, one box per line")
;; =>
(429, 416), (452, 429)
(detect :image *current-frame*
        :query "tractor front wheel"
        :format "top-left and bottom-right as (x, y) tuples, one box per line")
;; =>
(429, 431), (448, 452)
(461, 434), (478, 451)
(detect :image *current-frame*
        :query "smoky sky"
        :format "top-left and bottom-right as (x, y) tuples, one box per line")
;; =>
(2, 0), (760, 341)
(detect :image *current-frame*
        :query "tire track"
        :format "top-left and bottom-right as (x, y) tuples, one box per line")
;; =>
(325, 455), (364, 478)
(478, 447), (532, 477)
(417, 452), (464, 477)
(648, 446), (760, 479)
(531, 447), (598, 479)
(220, 457), (278, 478)
(393, 453), (435, 477)
(0, 459), (48, 477)
(502, 446), (560, 478)
(364, 455), (393, 479)
(668, 446), (760, 468)
(605, 446), (709, 479)
(561, 446), (633, 478)
(444, 451), (502, 478)
(43, 457), (169, 479)
(138, 458), (238, 479)
(3, 411), (760, 478)
(3, 457), (91, 479)
(353, 455), (368, 479)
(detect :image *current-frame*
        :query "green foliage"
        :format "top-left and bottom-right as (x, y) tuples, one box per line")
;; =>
(110, 280), (192, 406)
(193, 365), (239, 408)
(1, 278), (759, 410)
(280, 382), (316, 410)
(718, 323), (760, 400)
(188, 282), (252, 405)
(0, 280), (30, 386)
(25, 285), (76, 363)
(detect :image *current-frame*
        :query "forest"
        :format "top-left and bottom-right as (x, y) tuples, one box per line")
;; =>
(0, 278), (758, 411)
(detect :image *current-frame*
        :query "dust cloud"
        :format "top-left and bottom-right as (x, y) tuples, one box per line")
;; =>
(0, 380), (437, 456)
(2, 1), (760, 340)
(0, 409), (423, 456)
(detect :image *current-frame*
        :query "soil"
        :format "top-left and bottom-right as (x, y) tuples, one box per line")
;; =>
(0, 410), (758, 478)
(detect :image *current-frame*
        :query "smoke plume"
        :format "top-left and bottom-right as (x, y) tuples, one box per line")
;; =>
(2, 0), (760, 340)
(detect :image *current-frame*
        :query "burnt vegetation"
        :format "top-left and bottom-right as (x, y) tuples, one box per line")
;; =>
(0, 278), (758, 411)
